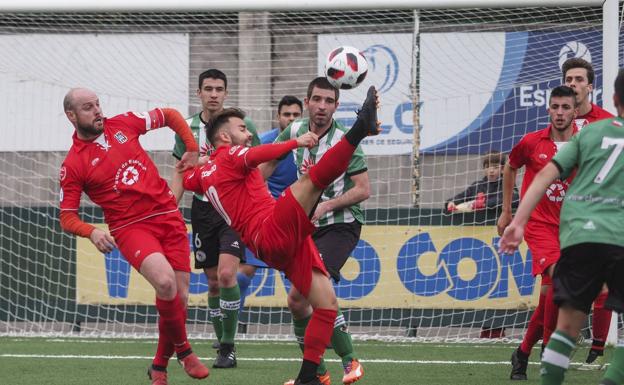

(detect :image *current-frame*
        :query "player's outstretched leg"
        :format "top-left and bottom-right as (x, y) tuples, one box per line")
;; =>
(345, 85), (381, 145)
(307, 86), (379, 192)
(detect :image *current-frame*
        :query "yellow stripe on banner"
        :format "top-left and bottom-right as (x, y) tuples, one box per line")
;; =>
(76, 224), (539, 309)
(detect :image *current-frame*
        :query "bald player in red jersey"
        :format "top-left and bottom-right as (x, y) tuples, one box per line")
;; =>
(58, 88), (209, 385)
(562, 58), (615, 369)
(498, 86), (579, 380)
(182, 86), (379, 385)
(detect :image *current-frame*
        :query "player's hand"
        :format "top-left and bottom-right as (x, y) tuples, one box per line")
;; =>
(90, 228), (118, 254)
(498, 223), (524, 255)
(446, 202), (456, 212)
(197, 155), (210, 166)
(176, 151), (199, 172)
(496, 211), (513, 236)
(296, 132), (318, 148)
(311, 201), (331, 222)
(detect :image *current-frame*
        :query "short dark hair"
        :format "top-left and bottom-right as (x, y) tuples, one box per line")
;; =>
(615, 68), (624, 107)
(206, 107), (245, 146)
(278, 95), (303, 114)
(198, 69), (228, 90)
(549, 85), (577, 106)
(562, 58), (595, 85)
(482, 151), (506, 168)
(307, 77), (339, 101)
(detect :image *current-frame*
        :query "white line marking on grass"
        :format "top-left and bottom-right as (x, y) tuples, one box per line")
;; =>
(0, 354), (541, 365)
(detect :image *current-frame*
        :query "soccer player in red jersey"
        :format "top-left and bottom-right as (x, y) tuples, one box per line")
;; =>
(182, 86), (379, 385)
(497, 86), (578, 380)
(563, 58), (614, 131)
(562, 58), (615, 368)
(58, 88), (209, 385)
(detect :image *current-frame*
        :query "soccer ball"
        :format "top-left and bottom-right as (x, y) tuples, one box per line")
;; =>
(325, 46), (368, 90)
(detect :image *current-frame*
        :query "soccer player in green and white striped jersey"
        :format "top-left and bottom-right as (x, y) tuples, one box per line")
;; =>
(269, 77), (368, 385)
(500, 68), (624, 385)
(170, 69), (260, 370)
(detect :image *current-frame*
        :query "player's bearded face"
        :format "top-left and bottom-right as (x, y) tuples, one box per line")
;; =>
(72, 97), (104, 137)
(306, 87), (338, 130)
(548, 96), (576, 132)
(227, 117), (252, 146)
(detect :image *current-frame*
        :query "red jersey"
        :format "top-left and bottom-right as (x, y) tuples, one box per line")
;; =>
(59, 109), (178, 232)
(574, 103), (614, 130)
(509, 124), (577, 226)
(183, 142), (297, 256)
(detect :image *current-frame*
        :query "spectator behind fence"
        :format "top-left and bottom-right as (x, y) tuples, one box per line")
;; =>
(445, 151), (519, 214)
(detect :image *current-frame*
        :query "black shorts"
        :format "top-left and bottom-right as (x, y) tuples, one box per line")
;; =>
(553, 242), (624, 314)
(190, 197), (246, 269)
(312, 221), (362, 282)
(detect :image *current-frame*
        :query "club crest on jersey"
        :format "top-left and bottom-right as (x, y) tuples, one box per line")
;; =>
(114, 131), (128, 144)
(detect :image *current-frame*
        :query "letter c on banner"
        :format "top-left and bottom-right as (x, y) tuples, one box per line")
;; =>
(397, 232), (450, 297)
(334, 239), (381, 300)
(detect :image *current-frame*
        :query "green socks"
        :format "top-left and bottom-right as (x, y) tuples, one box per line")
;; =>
(331, 309), (356, 366)
(208, 295), (223, 342)
(219, 284), (241, 345)
(601, 345), (624, 385)
(294, 316), (328, 375)
(541, 330), (575, 385)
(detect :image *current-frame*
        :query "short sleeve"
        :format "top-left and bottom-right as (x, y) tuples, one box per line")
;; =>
(346, 144), (368, 176)
(59, 163), (83, 211)
(244, 117), (261, 147)
(274, 124), (291, 143)
(551, 133), (580, 180)
(508, 136), (528, 169)
(113, 109), (167, 136)
(172, 133), (186, 160)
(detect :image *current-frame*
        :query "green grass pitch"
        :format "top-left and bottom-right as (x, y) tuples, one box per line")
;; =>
(0, 337), (610, 384)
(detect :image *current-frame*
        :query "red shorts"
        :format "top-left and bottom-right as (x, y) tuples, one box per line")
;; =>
(255, 188), (328, 297)
(525, 220), (560, 278)
(111, 211), (191, 272)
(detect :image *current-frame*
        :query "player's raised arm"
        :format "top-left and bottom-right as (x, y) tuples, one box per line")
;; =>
(244, 132), (318, 169)
(499, 162), (560, 254)
(159, 108), (199, 171)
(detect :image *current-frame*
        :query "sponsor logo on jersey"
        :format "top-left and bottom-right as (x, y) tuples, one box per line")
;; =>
(113, 160), (147, 193)
(59, 166), (67, 181)
(230, 241), (240, 249)
(582, 220), (596, 230)
(539, 153), (548, 160)
(91, 157), (100, 166)
(114, 131), (128, 144)
(134, 250), (141, 258)
(612, 120), (623, 127)
(59, 187), (64, 202)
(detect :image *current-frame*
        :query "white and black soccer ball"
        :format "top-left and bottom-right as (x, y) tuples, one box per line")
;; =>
(325, 46), (368, 90)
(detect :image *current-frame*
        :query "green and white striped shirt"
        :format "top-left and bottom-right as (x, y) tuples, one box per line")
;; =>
(173, 112), (260, 201)
(275, 118), (367, 225)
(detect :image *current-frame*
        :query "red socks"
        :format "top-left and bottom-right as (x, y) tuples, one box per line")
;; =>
(542, 285), (559, 346)
(155, 295), (191, 355)
(520, 292), (546, 355)
(308, 137), (356, 190)
(303, 308), (337, 364)
(591, 291), (611, 350)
